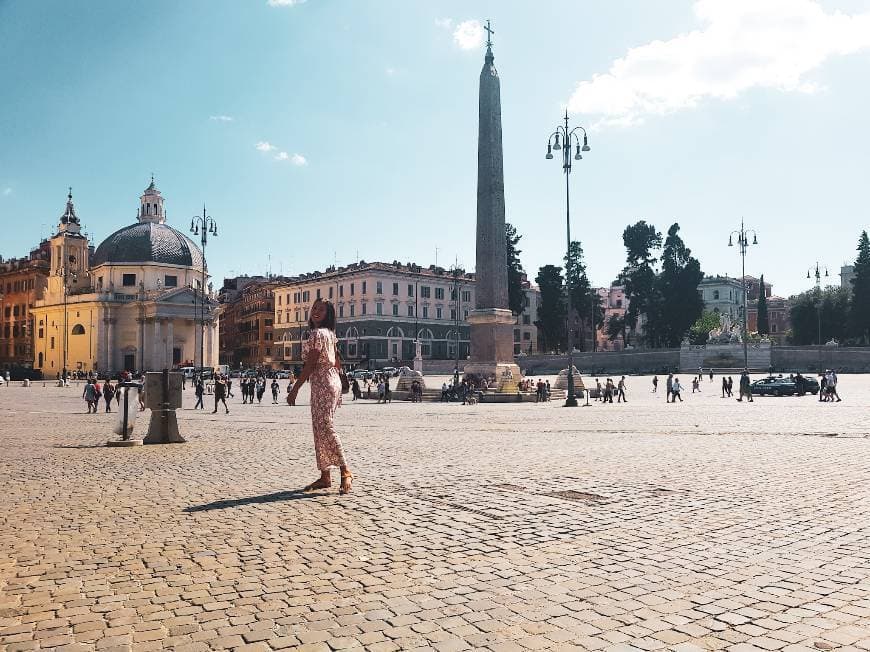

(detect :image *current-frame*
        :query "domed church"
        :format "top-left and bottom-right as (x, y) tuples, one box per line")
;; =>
(31, 179), (219, 376)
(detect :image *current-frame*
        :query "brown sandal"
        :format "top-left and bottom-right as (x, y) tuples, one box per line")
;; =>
(303, 478), (331, 491)
(339, 473), (354, 495)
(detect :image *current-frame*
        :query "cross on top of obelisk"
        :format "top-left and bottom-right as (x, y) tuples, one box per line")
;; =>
(484, 20), (494, 48)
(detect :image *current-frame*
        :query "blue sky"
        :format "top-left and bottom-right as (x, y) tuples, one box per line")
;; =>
(1, 0), (869, 297)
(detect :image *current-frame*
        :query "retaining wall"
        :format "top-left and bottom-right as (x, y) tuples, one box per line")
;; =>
(771, 347), (870, 373)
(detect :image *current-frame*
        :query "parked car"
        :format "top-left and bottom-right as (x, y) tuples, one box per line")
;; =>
(750, 375), (819, 397)
(381, 367), (398, 377)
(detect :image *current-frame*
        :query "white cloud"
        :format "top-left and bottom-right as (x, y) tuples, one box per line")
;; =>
(209, 115), (233, 122)
(453, 19), (484, 50)
(274, 151), (289, 161)
(435, 17), (453, 30)
(290, 153), (307, 166)
(568, 0), (870, 128)
(267, 0), (305, 6)
(255, 141), (277, 152)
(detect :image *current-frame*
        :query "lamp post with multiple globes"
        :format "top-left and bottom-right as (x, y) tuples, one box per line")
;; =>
(190, 206), (218, 375)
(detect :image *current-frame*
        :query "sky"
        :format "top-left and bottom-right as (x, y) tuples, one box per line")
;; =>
(1, 0), (870, 298)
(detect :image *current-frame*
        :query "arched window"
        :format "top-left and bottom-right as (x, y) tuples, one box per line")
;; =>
(417, 328), (434, 357)
(71, 324), (85, 335)
(386, 326), (404, 339)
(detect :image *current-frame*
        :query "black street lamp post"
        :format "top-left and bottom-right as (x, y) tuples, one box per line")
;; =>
(727, 219), (758, 370)
(807, 262), (829, 347)
(546, 110), (590, 407)
(190, 206), (218, 375)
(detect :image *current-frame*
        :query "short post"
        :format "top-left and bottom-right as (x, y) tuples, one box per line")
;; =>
(107, 380), (142, 447)
(143, 369), (185, 444)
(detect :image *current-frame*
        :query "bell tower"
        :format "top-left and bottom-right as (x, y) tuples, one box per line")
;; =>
(137, 175), (166, 224)
(48, 188), (90, 295)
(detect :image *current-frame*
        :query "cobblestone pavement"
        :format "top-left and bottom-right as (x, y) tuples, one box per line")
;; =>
(1, 374), (868, 652)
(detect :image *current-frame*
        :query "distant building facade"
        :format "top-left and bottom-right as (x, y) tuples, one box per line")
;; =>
(514, 280), (540, 356)
(0, 241), (51, 371)
(595, 284), (629, 351)
(698, 275), (746, 323)
(30, 182), (219, 376)
(271, 262), (477, 369)
(219, 278), (289, 370)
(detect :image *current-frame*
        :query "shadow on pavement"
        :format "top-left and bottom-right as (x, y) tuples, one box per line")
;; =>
(184, 489), (322, 512)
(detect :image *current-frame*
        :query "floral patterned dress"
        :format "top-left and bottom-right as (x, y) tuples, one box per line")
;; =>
(303, 328), (347, 471)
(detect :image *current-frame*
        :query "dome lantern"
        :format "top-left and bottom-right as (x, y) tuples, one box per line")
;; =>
(138, 174), (165, 224)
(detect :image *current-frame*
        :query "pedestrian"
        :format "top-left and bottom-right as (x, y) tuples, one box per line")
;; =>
(286, 298), (354, 495)
(603, 378), (614, 403)
(212, 375), (229, 414)
(93, 378), (102, 412)
(193, 378), (204, 409)
(828, 369), (841, 402)
(692, 377), (699, 393)
(82, 380), (97, 413)
(671, 377), (684, 402)
(709, 368), (714, 383)
(727, 376), (734, 397)
(103, 380), (115, 412)
(666, 373), (674, 403)
(377, 377), (385, 403)
(737, 370), (753, 402)
(596, 378), (603, 402)
(256, 378), (265, 404)
(384, 375), (392, 404)
(721, 376), (728, 398)
(617, 376), (627, 403)
(226, 377), (234, 398)
(441, 382), (449, 402)
(652, 375), (658, 393)
(351, 378), (362, 400)
(271, 379), (280, 403)
(138, 374), (146, 411)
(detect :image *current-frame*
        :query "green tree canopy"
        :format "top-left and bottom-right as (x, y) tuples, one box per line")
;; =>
(505, 222), (526, 317)
(619, 221), (662, 345)
(788, 286), (850, 345)
(756, 273), (769, 334)
(689, 311), (721, 345)
(563, 240), (604, 351)
(657, 223), (704, 347)
(849, 230), (870, 343)
(534, 265), (566, 353)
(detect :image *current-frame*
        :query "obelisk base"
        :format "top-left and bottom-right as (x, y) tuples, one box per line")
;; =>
(465, 308), (522, 392)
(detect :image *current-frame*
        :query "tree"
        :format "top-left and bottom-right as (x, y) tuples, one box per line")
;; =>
(619, 221), (662, 346)
(788, 286), (850, 345)
(606, 314), (627, 349)
(689, 311), (721, 345)
(656, 223), (704, 347)
(756, 273), (769, 335)
(849, 230), (870, 343)
(563, 241), (603, 350)
(505, 223), (526, 317)
(534, 265), (566, 352)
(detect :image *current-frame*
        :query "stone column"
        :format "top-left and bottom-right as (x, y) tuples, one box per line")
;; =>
(106, 316), (115, 375)
(137, 316), (146, 372)
(465, 39), (520, 387)
(206, 321), (214, 368)
(164, 319), (174, 370)
(98, 313), (107, 372)
(152, 319), (162, 370)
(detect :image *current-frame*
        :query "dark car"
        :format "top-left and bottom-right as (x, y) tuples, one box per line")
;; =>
(750, 375), (819, 396)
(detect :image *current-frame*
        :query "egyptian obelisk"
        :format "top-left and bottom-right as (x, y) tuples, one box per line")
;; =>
(464, 22), (521, 387)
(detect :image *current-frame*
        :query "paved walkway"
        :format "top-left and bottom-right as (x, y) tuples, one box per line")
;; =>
(1, 375), (868, 651)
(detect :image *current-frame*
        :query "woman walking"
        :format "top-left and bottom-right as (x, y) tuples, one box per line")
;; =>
(287, 299), (353, 495)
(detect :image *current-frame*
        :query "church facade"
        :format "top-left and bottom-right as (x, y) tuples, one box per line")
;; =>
(30, 181), (219, 377)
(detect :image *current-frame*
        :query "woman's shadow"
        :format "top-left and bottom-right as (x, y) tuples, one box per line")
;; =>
(184, 488), (324, 512)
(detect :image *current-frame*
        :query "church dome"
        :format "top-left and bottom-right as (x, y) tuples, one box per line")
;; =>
(92, 222), (204, 268)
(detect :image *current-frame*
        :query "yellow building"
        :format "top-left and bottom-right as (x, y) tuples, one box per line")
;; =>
(31, 181), (219, 377)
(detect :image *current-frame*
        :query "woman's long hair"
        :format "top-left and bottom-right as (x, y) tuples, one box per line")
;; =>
(308, 298), (337, 332)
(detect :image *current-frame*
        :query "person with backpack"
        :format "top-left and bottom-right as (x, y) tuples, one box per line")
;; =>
(82, 380), (97, 413)
(212, 375), (229, 414)
(102, 381), (115, 412)
(271, 379), (280, 404)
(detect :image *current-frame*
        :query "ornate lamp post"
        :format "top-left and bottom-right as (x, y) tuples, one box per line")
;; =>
(807, 262), (829, 346)
(190, 206), (218, 374)
(546, 110), (590, 407)
(727, 219), (758, 370)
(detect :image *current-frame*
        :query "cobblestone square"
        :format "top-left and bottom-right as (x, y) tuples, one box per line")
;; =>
(1, 375), (868, 651)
